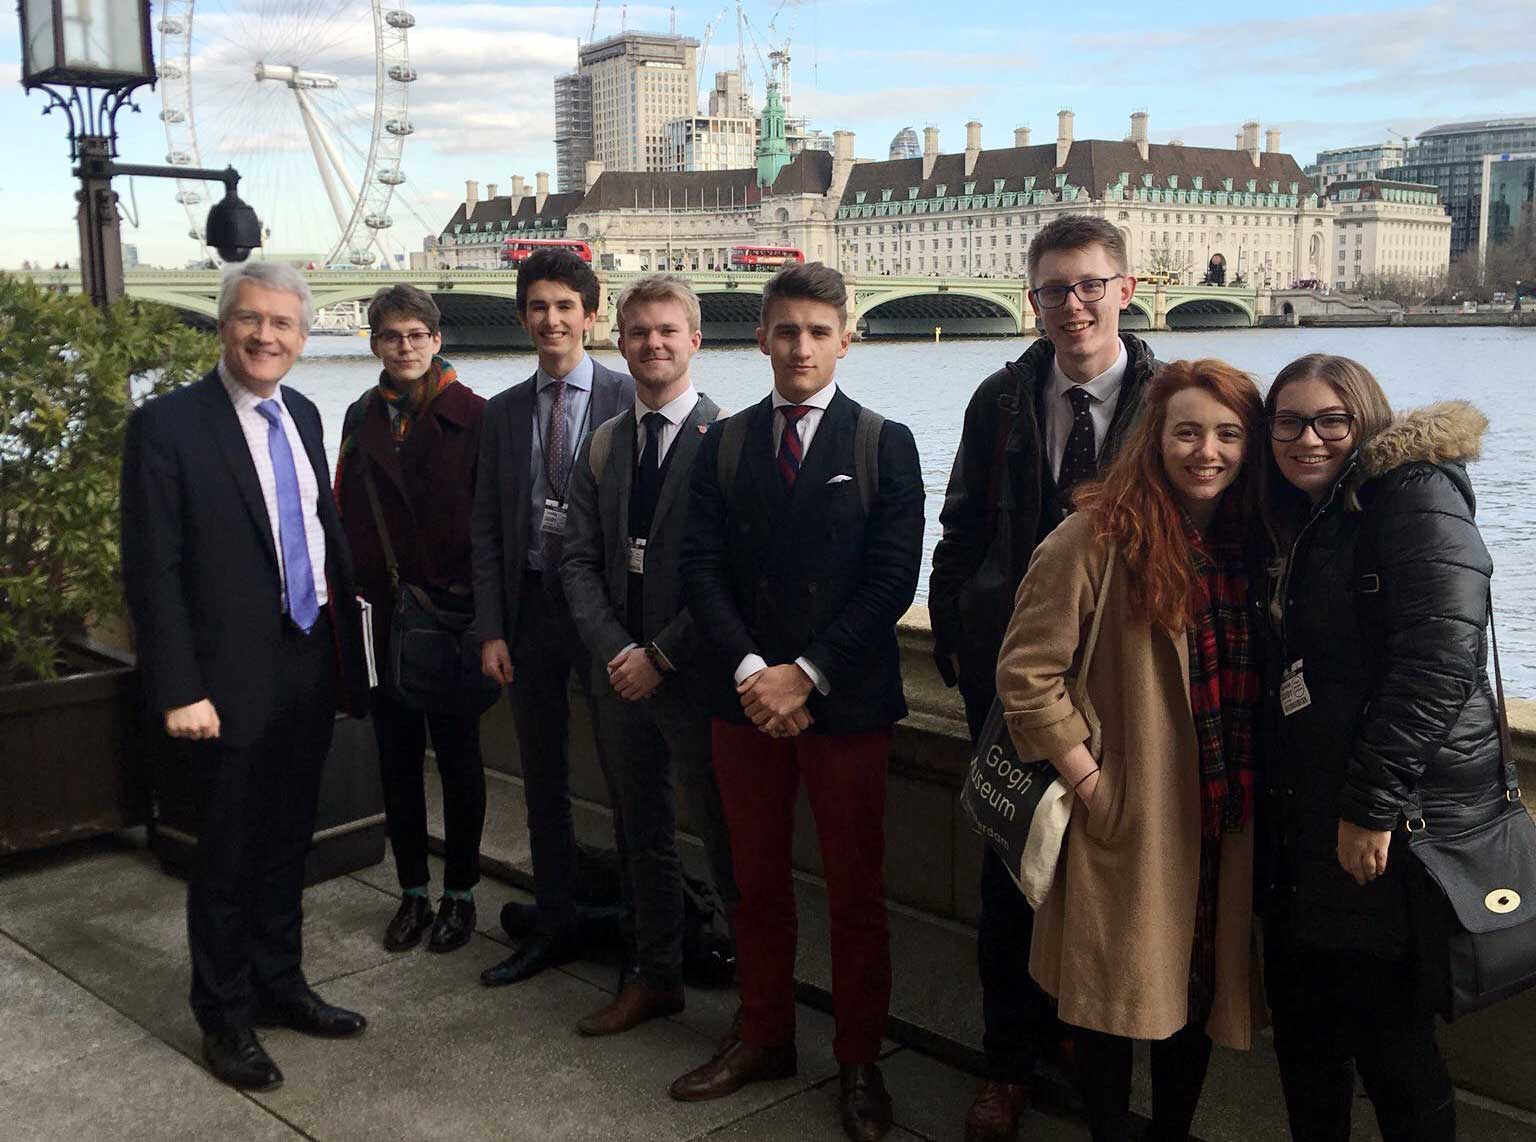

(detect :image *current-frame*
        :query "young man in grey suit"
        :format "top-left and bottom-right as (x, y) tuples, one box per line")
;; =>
(560, 273), (738, 1035)
(472, 249), (635, 985)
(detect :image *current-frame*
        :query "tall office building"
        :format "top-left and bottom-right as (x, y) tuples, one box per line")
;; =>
(579, 31), (699, 174)
(1387, 116), (1536, 258)
(553, 71), (594, 192)
(1306, 139), (1406, 191)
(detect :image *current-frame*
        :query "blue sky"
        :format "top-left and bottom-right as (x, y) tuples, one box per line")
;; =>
(3, 0), (1533, 268)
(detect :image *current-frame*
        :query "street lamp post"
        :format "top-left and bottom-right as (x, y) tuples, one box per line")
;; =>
(19, 0), (263, 308)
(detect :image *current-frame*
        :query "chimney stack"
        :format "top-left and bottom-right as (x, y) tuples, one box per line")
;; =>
(831, 130), (857, 198)
(1242, 120), (1261, 167)
(512, 175), (527, 197)
(583, 159), (604, 194)
(1235, 131), (1244, 151)
(1265, 127), (1281, 154)
(535, 170), (550, 210)
(965, 119), (982, 177)
(1014, 126), (1031, 148)
(486, 183), (498, 201)
(1130, 110), (1149, 162)
(1056, 109), (1074, 169)
(922, 126), (940, 180)
(465, 179), (479, 218)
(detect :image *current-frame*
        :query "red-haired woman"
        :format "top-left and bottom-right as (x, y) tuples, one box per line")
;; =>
(996, 360), (1266, 1141)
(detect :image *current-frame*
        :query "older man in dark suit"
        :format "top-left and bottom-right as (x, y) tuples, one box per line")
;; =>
(121, 261), (370, 1092)
(674, 263), (925, 1142)
(472, 249), (635, 985)
(561, 273), (737, 1037)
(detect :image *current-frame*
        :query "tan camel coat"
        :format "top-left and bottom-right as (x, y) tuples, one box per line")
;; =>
(995, 511), (1256, 1050)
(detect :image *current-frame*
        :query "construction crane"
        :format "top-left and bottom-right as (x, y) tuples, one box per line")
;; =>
(694, 5), (730, 113)
(588, 0), (600, 43)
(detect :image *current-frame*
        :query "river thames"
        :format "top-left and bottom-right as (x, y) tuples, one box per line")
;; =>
(293, 326), (1536, 696)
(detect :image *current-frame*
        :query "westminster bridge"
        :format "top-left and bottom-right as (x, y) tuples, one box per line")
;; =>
(17, 266), (1268, 346)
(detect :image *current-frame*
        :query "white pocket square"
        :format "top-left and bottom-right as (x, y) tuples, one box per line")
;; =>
(826, 474), (853, 484)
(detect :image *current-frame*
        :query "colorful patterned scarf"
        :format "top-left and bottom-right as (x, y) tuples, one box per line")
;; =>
(376, 356), (457, 444)
(1185, 519), (1259, 840)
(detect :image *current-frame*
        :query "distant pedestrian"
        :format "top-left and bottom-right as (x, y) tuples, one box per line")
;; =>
(333, 283), (488, 955)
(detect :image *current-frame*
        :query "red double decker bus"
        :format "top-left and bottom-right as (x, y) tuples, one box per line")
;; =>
(729, 244), (805, 271)
(500, 238), (593, 267)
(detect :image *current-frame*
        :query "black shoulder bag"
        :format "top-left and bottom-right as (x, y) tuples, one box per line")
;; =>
(1404, 593), (1536, 1020)
(360, 455), (500, 716)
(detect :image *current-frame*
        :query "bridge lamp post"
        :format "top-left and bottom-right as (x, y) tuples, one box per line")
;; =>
(19, 0), (262, 309)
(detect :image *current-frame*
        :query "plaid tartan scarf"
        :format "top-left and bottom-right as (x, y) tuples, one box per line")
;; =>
(376, 356), (457, 444)
(1185, 519), (1258, 840)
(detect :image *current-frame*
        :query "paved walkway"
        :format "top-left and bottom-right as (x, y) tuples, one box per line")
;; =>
(0, 835), (1088, 1142)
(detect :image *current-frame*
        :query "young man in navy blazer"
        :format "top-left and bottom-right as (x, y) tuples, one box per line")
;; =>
(673, 263), (925, 1142)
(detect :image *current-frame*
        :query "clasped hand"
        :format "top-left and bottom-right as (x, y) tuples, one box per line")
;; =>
(1337, 819), (1392, 886)
(608, 646), (663, 701)
(739, 664), (814, 738)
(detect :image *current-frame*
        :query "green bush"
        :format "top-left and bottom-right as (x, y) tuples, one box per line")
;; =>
(0, 275), (218, 683)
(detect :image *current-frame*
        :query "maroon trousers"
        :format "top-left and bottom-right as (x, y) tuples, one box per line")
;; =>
(711, 718), (893, 1064)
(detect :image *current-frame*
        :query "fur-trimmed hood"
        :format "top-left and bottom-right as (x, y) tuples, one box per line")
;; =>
(1361, 399), (1487, 476)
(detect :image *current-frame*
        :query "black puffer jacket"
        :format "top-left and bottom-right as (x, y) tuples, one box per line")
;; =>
(1260, 401), (1504, 959)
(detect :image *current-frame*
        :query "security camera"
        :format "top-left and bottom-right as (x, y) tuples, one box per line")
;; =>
(205, 183), (263, 263)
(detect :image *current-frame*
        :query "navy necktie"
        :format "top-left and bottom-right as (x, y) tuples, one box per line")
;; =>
(1057, 386), (1098, 504)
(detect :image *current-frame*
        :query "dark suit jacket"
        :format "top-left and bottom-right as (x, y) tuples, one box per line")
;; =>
(471, 357), (634, 645)
(560, 393), (721, 673)
(681, 388), (925, 735)
(120, 369), (369, 749)
(334, 380), (486, 650)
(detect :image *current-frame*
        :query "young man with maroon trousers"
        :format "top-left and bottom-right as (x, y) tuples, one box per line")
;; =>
(672, 263), (925, 1142)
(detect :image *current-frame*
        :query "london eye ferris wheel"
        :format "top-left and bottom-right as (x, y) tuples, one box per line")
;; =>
(155, 0), (422, 267)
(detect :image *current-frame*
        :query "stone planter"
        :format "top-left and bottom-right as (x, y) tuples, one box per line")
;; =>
(0, 640), (148, 856)
(149, 711), (386, 886)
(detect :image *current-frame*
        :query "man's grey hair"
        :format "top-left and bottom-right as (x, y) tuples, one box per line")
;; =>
(217, 261), (314, 329)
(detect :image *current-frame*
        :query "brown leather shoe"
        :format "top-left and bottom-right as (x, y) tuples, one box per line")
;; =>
(840, 1063), (893, 1141)
(964, 1080), (1029, 1142)
(575, 980), (684, 1036)
(668, 1038), (797, 1102)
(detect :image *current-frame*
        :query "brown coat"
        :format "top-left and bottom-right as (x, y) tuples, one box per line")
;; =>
(995, 511), (1256, 1050)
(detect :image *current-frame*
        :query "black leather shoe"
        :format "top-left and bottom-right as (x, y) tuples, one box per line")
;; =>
(202, 1027), (283, 1091)
(428, 896), (476, 954)
(840, 1063), (894, 1141)
(384, 895), (433, 952)
(256, 989), (367, 1038)
(480, 931), (578, 987)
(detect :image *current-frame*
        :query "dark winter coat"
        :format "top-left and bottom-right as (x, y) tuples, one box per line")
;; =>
(1260, 401), (1505, 959)
(928, 333), (1159, 693)
(334, 379), (486, 651)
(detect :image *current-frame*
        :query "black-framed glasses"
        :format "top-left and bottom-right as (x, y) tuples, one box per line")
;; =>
(1268, 411), (1356, 442)
(1030, 275), (1123, 309)
(375, 330), (434, 348)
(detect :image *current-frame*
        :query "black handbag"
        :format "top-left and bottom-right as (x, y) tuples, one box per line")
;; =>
(1404, 594), (1536, 1021)
(361, 454), (500, 716)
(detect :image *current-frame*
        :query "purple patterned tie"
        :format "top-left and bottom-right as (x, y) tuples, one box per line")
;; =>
(777, 405), (811, 488)
(545, 378), (570, 499)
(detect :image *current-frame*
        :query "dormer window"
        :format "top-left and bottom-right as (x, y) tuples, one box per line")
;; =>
(1055, 173), (1068, 188)
(964, 181), (976, 195)
(1141, 173), (1153, 188)
(1246, 179), (1257, 192)
(1168, 175), (1179, 189)
(1223, 178), (1233, 191)
(1192, 176), (1203, 190)
(1024, 176), (1036, 191)
(855, 191), (867, 204)
(993, 178), (1005, 193)
(935, 184), (946, 197)
(908, 187), (919, 199)
(881, 189), (892, 202)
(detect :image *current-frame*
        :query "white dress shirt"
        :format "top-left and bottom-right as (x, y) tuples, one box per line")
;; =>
(218, 360), (329, 610)
(732, 380), (838, 696)
(632, 383), (700, 465)
(1045, 341), (1128, 480)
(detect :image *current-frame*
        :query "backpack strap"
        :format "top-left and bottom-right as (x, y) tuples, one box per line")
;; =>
(853, 407), (884, 516)
(717, 406), (753, 497)
(587, 416), (620, 483)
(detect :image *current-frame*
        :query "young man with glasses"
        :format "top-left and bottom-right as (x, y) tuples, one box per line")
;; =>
(334, 284), (489, 956)
(928, 214), (1160, 1142)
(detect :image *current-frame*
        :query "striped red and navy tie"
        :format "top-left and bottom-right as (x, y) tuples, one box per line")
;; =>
(777, 404), (811, 487)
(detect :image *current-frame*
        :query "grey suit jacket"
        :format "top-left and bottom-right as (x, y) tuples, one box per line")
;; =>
(471, 357), (634, 645)
(560, 392), (721, 672)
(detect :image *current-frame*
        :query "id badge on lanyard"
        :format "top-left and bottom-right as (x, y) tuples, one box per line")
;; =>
(626, 537), (646, 574)
(540, 498), (567, 536)
(1279, 659), (1312, 716)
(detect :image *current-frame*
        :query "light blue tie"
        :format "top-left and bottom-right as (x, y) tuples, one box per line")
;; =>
(256, 399), (320, 632)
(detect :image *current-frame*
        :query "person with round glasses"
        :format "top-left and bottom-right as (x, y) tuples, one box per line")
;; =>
(334, 283), (491, 955)
(1258, 353), (1503, 1141)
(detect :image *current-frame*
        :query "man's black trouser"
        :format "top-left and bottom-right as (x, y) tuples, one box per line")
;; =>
(185, 608), (335, 1034)
(961, 675), (1065, 1083)
(371, 686), (486, 893)
(508, 570), (625, 939)
(1265, 926), (1455, 1142)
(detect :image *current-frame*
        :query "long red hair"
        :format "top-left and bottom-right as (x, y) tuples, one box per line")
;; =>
(1073, 359), (1264, 635)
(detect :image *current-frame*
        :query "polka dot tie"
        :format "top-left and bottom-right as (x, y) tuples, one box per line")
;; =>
(1058, 386), (1098, 503)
